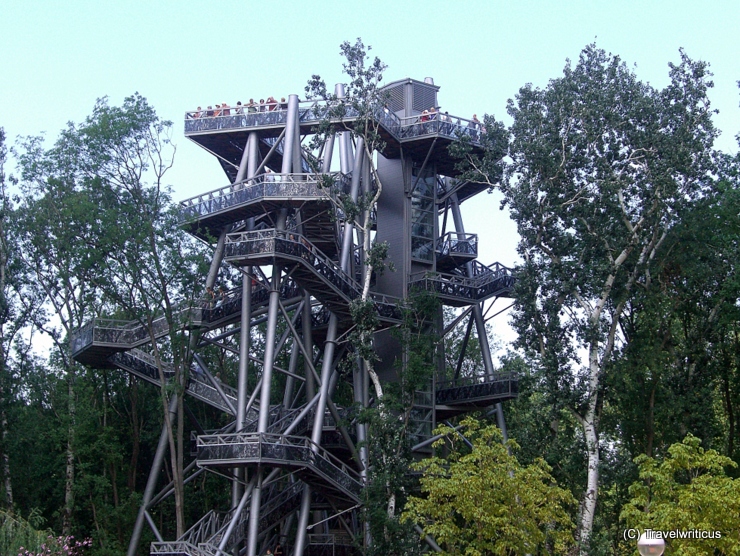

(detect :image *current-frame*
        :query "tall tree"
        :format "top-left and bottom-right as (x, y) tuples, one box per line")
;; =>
(622, 434), (740, 556)
(15, 94), (204, 538)
(63, 94), (204, 538)
(477, 46), (717, 551)
(15, 128), (112, 534)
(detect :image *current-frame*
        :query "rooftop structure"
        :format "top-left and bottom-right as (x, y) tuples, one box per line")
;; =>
(71, 77), (516, 556)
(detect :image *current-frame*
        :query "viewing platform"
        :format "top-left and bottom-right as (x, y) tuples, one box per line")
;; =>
(183, 101), (485, 177)
(179, 172), (348, 243)
(70, 280), (302, 368)
(196, 432), (363, 504)
(436, 372), (519, 417)
(409, 261), (515, 307)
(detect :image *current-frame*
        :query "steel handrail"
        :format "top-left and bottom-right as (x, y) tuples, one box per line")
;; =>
(182, 99), (489, 147)
(436, 371), (517, 390)
(180, 172), (343, 208)
(225, 229), (402, 318)
(196, 432), (362, 483)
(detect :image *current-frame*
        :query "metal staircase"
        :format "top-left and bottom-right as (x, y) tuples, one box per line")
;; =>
(224, 229), (401, 325)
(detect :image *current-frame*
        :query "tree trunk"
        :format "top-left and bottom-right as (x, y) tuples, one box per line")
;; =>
(646, 382), (656, 458)
(63, 366), (77, 535)
(128, 375), (140, 491)
(578, 343), (600, 555)
(1, 404), (12, 507)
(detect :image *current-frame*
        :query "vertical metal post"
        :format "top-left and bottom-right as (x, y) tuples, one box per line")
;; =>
(126, 396), (177, 556)
(292, 94), (302, 174)
(232, 131), (260, 508)
(232, 270), (252, 501)
(335, 84), (352, 173)
(282, 95), (299, 174)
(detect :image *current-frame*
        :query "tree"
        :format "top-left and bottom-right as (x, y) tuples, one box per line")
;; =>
(305, 38), (392, 404)
(15, 128), (112, 535)
(70, 94), (204, 538)
(402, 417), (576, 555)
(15, 94), (206, 540)
(494, 46), (718, 552)
(621, 434), (740, 555)
(305, 39), (415, 531)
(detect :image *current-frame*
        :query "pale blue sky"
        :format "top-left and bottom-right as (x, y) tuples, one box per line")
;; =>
(2, 0), (739, 344)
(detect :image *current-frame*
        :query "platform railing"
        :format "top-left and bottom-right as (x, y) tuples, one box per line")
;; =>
(436, 232), (478, 257)
(70, 278), (289, 358)
(398, 114), (483, 142)
(150, 541), (211, 556)
(184, 99), (401, 134)
(180, 172), (346, 213)
(435, 371), (519, 405)
(409, 262), (515, 302)
(224, 229), (402, 321)
(196, 432), (362, 498)
(184, 99), (490, 147)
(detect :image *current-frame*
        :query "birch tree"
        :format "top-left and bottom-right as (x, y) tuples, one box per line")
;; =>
(502, 46), (717, 551)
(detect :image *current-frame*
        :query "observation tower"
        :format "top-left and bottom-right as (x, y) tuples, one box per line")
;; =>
(71, 77), (517, 556)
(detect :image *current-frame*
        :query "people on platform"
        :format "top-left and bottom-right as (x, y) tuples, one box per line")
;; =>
(468, 114), (479, 139)
(190, 96), (482, 144)
(215, 285), (227, 307)
(204, 286), (215, 308)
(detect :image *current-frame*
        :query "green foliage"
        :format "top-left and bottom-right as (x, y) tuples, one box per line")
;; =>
(621, 434), (740, 555)
(0, 509), (51, 555)
(361, 403), (424, 556)
(403, 417), (576, 555)
(304, 38), (388, 155)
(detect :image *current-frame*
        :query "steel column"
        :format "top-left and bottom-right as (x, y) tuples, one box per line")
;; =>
(126, 396), (177, 556)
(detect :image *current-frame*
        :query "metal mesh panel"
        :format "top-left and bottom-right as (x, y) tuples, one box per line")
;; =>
(412, 83), (437, 112)
(387, 84), (405, 113)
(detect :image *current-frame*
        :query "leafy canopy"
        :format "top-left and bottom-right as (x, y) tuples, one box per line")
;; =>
(621, 434), (740, 556)
(402, 417), (576, 555)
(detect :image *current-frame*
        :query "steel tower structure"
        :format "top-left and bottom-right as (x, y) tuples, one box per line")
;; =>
(71, 78), (517, 556)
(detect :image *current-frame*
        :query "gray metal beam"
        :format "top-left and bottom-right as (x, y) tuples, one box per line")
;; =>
(126, 395), (177, 556)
